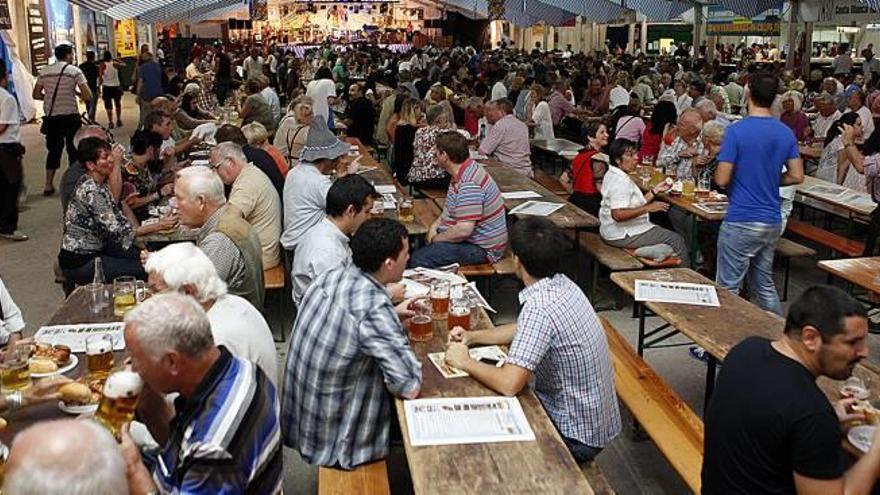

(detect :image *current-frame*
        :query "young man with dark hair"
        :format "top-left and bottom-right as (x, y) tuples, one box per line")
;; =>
(444, 217), (621, 463)
(410, 131), (508, 268)
(688, 78), (707, 107)
(0, 64), (27, 241)
(282, 218), (421, 469)
(714, 71), (804, 315)
(703, 285), (880, 494)
(79, 51), (99, 123)
(291, 174), (380, 304)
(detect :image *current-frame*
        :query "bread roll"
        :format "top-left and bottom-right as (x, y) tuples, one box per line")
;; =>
(28, 358), (58, 374)
(59, 382), (92, 405)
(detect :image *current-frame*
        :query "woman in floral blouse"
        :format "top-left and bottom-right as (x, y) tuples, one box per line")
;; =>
(57, 138), (176, 284)
(407, 104), (452, 190)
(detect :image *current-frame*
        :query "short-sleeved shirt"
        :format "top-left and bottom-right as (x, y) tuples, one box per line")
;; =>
(206, 295), (279, 384)
(0, 277), (25, 345)
(702, 337), (843, 493)
(863, 153), (880, 203)
(718, 116), (799, 224)
(228, 165), (283, 268)
(154, 347), (282, 494)
(599, 166), (653, 241)
(532, 101), (555, 141)
(0, 87), (21, 143)
(506, 274), (621, 448)
(305, 79), (337, 120)
(60, 176), (135, 257)
(291, 217), (351, 305)
(548, 91), (576, 125)
(439, 159), (508, 262)
(38, 62), (87, 116)
(478, 114), (532, 177)
(281, 162), (332, 250)
(282, 265), (422, 469)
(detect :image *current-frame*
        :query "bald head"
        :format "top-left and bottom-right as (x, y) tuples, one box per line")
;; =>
(4, 420), (128, 495)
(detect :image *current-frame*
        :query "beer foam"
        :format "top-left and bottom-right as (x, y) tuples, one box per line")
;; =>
(87, 342), (112, 355)
(103, 370), (143, 399)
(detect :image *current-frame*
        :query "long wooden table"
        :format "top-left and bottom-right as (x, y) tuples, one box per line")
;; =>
(394, 306), (594, 494)
(796, 176), (875, 220)
(610, 268), (880, 412)
(818, 257), (880, 293)
(481, 162), (598, 231)
(531, 138), (583, 158)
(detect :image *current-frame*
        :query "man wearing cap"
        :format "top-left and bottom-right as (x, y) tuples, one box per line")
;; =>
(281, 119), (352, 258)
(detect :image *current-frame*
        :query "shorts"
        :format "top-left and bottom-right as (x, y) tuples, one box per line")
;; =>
(102, 86), (122, 107)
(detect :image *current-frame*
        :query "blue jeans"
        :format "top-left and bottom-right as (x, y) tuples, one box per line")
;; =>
(408, 242), (488, 268)
(716, 221), (783, 315)
(562, 436), (602, 463)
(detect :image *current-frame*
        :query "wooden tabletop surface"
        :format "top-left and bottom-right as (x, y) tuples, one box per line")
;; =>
(348, 139), (429, 236)
(137, 227), (200, 245)
(394, 308), (594, 494)
(481, 163), (599, 230)
(818, 257), (880, 293)
(610, 268), (880, 405)
(629, 173), (727, 222)
(796, 176), (875, 217)
(530, 138), (584, 155)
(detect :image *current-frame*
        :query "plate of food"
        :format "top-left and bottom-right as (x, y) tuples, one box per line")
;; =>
(27, 343), (77, 378)
(57, 380), (101, 415)
(848, 425), (876, 454)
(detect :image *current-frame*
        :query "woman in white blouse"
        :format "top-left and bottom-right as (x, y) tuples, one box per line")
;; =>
(0, 277), (24, 346)
(599, 139), (691, 267)
(529, 84), (554, 141)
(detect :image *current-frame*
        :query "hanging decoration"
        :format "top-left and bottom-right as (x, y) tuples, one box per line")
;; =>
(488, 0), (504, 19)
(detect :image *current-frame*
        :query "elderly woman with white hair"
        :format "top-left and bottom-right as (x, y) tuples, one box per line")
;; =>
(273, 96), (314, 164)
(173, 166), (265, 308)
(780, 91), (809, 142)
(144, 242), (278, 383)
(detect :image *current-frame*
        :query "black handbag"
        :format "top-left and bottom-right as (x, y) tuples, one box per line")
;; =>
(39, 63), (70, 135)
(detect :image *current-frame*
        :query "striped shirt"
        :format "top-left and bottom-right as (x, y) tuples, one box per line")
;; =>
(506, 274), (622, 448)
(153, 346), (283, 494)
(38, 62), (87, 117)
(439, 159), (508, 262)
(282, 265), (422, 469)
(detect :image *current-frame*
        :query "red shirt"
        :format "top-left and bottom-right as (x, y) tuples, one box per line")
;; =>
(571, 148), (600, 195)
(639, 127), (662, 165)
(463, 110), (479, 137)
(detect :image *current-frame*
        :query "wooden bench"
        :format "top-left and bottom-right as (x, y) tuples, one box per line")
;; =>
(417, 188), (447, 203)
(533, 169), (570, 199)
(785, 219), (865, 258)
(576, 232), (643, 305)
(775, 238), (816, 301)
(412, 198), (441, 230)
(318, 460), (390, 495)
(601, 317), (704, 494)
(263, 264), (288, 342)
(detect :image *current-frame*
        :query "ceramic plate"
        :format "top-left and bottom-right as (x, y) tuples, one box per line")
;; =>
(31, 354), (78, 378)
(57, 400), (98, 415)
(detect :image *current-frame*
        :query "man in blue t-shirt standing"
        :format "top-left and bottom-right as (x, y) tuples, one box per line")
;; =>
(714, 72), (804, 315)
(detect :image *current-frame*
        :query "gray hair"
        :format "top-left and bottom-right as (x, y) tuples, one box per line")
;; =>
(124, 292), (215, 358)
(73, 125), (108, 148)
(4, 420), (128, 495)
(702, 121), (726, 145)
(695, 99), (718, 116)
(426, 104), (448, 125)
(241, 122), (269, 146)
(211, 141), (248, 166)
(144, 242), (227, 303)
(817, 92), (836, 105)
(175, 166), (226, 205)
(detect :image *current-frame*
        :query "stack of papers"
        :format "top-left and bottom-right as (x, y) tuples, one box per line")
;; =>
(634, 280), (720, 307)
(508, 201), (565, 217)
(35, 323), (127, 352)
(374, 184), (398, 195)
(404, 396), (535, 446)
(501, 191), (542, 200)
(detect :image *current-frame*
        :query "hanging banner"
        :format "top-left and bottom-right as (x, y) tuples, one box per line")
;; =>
(79, 8), (97, 55)
(26, 0), (49, 74)
(706, 4), (782, 36)
(0, 0), (11, 30)
(115, 19), (137, 58)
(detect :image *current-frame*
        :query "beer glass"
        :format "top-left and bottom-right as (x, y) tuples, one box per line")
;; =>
(86, 334), (115, 379)
(113, 276), (137, 316)
(0, 345), (31, 392)
(696, 174), (712, 199)
(430, 280), (450, 320)
(408, 299), (433, 342)
(135, 280), (149, 303)
(398, 199), (414, 223)
(85, 282), (108, 315)
(682, 175), (696, 198)
(448, 299), (472, 331)
(95, 369), (143, 439)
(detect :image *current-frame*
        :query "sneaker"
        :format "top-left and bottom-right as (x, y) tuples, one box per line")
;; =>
(117, 120), (123, 128)
(688, 345), (709, 363)
(0, 231), (28, 241)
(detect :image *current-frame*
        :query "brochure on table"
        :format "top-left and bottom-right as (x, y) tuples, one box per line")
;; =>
(35, 322), (127, 352)
(501, 191), (542, 200)
(508, 200), (565, 217)
(404, 396), (535, 446)
(634, 279), (720, 307)
(428, 346), (508, 378)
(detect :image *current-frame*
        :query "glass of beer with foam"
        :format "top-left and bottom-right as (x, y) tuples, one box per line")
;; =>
(86, 334), (115, 379)
(95, 369), (143, 439)
(0, 345), (31, 392)
(430, 280), (450, 320)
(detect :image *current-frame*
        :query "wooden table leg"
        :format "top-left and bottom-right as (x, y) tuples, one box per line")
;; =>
(704, 355), (718, 416)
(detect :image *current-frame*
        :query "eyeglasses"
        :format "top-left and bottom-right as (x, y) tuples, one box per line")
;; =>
(209, 157), (229, 170)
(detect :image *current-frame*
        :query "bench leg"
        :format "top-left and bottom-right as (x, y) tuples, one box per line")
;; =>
(637, 302), (646, 357)
(782, 257), (791, 302)
(703, 355), (718, 416)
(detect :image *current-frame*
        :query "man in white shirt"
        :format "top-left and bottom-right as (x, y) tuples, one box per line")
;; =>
(491, 77), (508, 101)
(0, 65), (27, 242)
(281, 119), (351, 255)
(811, 93), (842, 140)
(258, 75), (282, 123)
(305, 67), (337, 129)
(292, 175), (378, 304)
(145, 242), (278, 384)
(243, 48), (264, 81)
(0, 276), (24, 346)
(185, 56), (202, 81)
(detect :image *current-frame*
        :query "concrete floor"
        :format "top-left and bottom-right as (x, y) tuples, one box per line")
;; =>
(2, 94), (877, 494)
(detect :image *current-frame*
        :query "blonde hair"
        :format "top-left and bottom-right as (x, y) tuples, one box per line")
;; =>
(782, 90), (804, 113)
(290, 96), (314, 124)
(399, 98), (424, 126)
(530, 83), (546, 101)
(702, 121), (726, 146)
(241, 122), (269, 146)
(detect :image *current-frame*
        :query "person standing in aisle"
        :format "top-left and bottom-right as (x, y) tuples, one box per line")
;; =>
(0, 65), (26, 241)
(714, 72), (803, 315)
(33, 44), (92, 196)
(78, 51), (99, 123)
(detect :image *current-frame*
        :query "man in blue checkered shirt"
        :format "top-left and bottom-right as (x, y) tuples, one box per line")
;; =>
(445, 217), (621, 462)
(282, 218), (422, 469)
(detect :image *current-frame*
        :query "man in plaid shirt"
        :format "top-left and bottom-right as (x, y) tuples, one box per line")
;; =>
(445, 217), (621, 462)
(282, 218), (422, 469)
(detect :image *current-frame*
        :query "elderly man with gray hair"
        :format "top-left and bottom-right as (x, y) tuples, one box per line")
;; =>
(210, 142), (282, 269)
(695, 99), (731, 128)
(174, 166), (264, 308)
(3, 419), (129, 495)
(145, 242), (278, 383)
(812, 92), (843, 141)
(120, 293), (282, 495)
